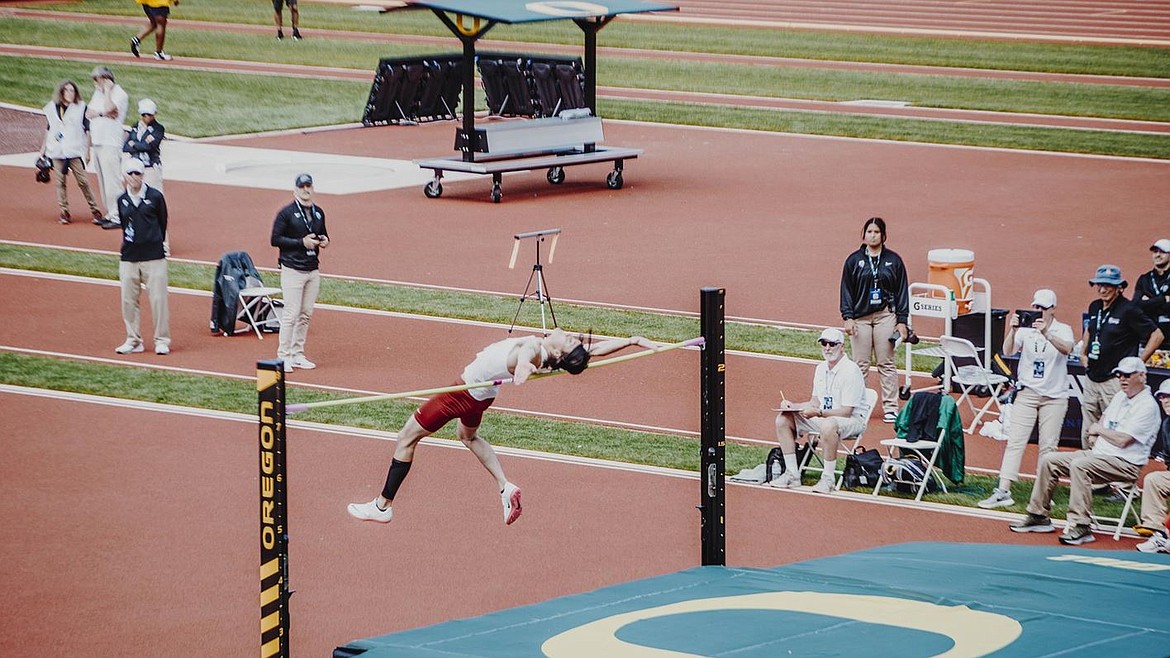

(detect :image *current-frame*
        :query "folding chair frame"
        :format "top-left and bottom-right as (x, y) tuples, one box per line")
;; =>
(237, 284), (283, 340)
(873, 433), (949, 502)
(1090, 481), (1142, 541)
(940, 335), (1009, 434)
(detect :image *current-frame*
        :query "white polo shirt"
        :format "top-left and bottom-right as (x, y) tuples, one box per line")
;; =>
(1093, 387), (1160, 465)
(811, 356), (866, 420)
(1012, 319), (1074, 398)
(88, 84), (128, 147)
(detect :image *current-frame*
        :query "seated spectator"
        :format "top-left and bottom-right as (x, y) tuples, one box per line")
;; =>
(1010, 357), (1160, 545)
(979, 289), (1074, 509)
(1135, 239), (1170, 350)
(1135, 379), (1170, 553)
(769, 328), (868, 494)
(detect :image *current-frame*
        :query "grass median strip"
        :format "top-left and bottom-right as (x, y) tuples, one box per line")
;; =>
(0, 350), (1129, 523)
(0, 243), (949, 369)
(29, 0), (1170, 77)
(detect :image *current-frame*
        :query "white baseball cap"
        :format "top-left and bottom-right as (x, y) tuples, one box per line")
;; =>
(123, 158), (145, 175)
(1156, 379), (1170, 398)
(818, 328), (846, 344)
(1112, 357), (1147, 376)
(1031, 289), (1057, 309)
(138, 98), (157, 115)
(1151, 239), (1170, 254)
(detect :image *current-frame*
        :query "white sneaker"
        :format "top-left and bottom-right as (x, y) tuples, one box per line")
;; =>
(501, 482), (522, 525)
(811, 477), (835, 494)
(155, 344), (170, 355)
(115, 341), (143, 354)
(282, 361), (294, 373)
(767, 471), (801, 489)
(347, 498), (393, 523)
(882, 411), (897, 423)
(291, 356), (316, 370)
(1136, 532), (1169, 554)
(977, 488), (1014, 509)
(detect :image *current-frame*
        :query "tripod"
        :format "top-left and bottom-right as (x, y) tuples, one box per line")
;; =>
(509, 233), (558, 333)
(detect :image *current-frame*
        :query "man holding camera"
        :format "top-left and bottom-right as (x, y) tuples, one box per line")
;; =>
(979, 289), (1074, 509)
(271, 173), (329, 373)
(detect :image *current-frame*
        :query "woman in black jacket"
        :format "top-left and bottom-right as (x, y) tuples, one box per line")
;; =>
(839, 217), (910, 423)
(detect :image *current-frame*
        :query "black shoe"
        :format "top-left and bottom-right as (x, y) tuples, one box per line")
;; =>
(131, 36), (141, 57)
(98, 219), (121, 230)
(58, 211), (71, 225)
(291, 29), (302, 40)
(1009, 514), (1055, 533)
(1058, 524), (1096, 545)
(276, 30), (284, 40)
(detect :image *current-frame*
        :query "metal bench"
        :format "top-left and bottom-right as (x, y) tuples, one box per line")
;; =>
(414, 115), (640, 203)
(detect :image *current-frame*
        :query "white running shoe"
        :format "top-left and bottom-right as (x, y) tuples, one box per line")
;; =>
(291, 356), (316, 370)
(347, 498), (393, 523)
(767, 471), (801, 489)
(501, 482), (522, 525)
(115, 341), (144, 354)
(155, 344), (170, 355)
(1136, 532), (1169, 554)
(811, 477), (835, 494)
(977, 488), (1014, 509)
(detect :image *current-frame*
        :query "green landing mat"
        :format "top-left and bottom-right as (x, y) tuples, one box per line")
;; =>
(334, 542), (1170, 657)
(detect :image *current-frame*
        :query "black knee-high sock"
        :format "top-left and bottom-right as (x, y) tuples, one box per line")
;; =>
(381, 459), (412, 501)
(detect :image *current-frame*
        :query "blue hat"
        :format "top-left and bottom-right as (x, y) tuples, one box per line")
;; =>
(294, 173), (313, 188)
(1089, 264), (1125, 287)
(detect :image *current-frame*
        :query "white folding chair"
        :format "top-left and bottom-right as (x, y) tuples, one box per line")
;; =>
(237, 275), (283, 340)
(1091, 481), (1142, 541)
(872, 394), (956, 502)
(939, 335), (1010, 434)
(800, 388), (878, 487)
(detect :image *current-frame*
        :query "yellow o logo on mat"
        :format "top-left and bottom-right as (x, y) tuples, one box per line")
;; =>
(526, 2), (610, 17)
(542, 591), (1021, 658)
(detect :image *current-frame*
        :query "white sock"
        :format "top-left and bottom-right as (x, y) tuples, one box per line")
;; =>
(783, 453), (799, 473)
(997, 479), (1011, 493)
(822, 459), (837, 478)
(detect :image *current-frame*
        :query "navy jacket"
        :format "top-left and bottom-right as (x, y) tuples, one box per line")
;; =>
(271, 200), (328, 272)
(123, 120), (165, 167)
(117, 185), (167, 262)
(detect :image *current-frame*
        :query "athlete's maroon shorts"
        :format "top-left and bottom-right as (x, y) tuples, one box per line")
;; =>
(413, 380), (495, 433)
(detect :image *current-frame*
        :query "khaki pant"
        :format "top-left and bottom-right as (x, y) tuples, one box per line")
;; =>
(1080, 377), (1121, 449)
(850, 308), (898, 414)
(278, 266), (320, 362)
(1026, 450), (1140, 526)
(92, 144), (124, 220)
(119, 259), (170, 348)
(53, 158), (100, 215)
(1140, 470), (1170, 530)
(997, 388), (1068, 482)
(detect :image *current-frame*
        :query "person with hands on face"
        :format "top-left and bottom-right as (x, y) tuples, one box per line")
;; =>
(770, 328), (868, 494)
(978, 289), (1075, 509)
(840, 217), (910, 424)
(85, 66), (129, 229)
(271, 173), (329, 373)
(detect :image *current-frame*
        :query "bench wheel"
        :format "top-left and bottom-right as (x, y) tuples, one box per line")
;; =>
(490, 183), (502, 203)
(606, 170), (624, 190)
(547, 166), (565, 185)
(424, 180), (443, 198)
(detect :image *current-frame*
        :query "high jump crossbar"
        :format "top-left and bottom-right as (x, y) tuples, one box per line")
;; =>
(284, 336), (705, 415)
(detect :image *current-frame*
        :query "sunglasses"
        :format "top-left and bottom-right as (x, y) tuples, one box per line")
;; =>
(1032, 304), (1051, 311)
(818, 340), (842, 347)
(1115, 372), (1139, 379)
(126, 171), (143, 176)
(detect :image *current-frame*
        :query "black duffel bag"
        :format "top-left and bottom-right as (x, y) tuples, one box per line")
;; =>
(841, 446), (883, 490)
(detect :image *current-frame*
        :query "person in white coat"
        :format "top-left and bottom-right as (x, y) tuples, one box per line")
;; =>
(40, 80), (102, 225)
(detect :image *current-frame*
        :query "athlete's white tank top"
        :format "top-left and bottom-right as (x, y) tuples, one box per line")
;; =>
(462, 337), (546, 401)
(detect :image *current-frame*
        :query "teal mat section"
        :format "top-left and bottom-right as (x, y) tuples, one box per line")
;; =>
(334, 543), (1170, 657)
